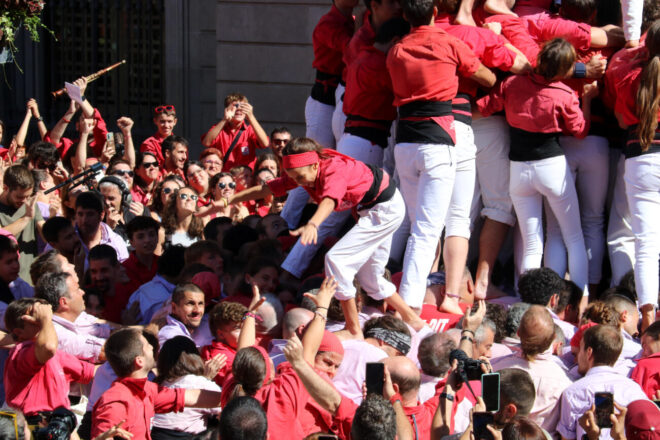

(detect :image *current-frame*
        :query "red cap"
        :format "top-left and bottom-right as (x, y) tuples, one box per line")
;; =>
(625, 399), (660, 440)
(570, 322), (598, 348)
(318, 330), (344, 356)
(191, 272), (222, 307)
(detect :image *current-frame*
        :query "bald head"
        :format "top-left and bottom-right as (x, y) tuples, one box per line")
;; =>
(282, 307), (314, 339)
(518, 305), (555, 359)
(256, 293), (284, 337)
(382, 356), (421, 400)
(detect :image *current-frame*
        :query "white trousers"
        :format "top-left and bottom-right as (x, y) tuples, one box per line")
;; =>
(472, 115), (516, 226)
(446, 121), (476, 239)
(331, 85), (347, 146)
(510, 155), (588, 295)
(608, 153), (636, 285)
(395, 142), (456, 308)
(337, 133), (385, 167)
(305, 96), (336, 149)
(326, 190), (405, 300)
(624, 152), (660, 307)
(544, 135), (609, 284)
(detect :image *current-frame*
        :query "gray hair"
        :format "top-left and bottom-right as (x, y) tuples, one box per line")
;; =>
(34, 271), (71, 312)
(475, 318), (497, 343)
(256, 293), (284, 336)
(505, 302), (531, 338)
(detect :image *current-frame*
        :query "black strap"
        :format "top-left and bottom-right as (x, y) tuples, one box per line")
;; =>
(222, 126), (246, 164)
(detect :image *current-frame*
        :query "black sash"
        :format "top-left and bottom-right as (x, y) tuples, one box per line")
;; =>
(311, 70), (341, 106)
(358, 164), (396, 210)
(396, 100), (455, 145)
(452, 93), (473, 125)
(345, 114), (392, 148)
(509, 126), (563, 161)
(624, 124), (660, 159)
(222, 126), (246, 164)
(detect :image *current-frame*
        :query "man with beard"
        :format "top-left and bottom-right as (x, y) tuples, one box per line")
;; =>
(158, 283), (213, 348)
(88, 244), (137, 323)
(161, 135), (189, 179)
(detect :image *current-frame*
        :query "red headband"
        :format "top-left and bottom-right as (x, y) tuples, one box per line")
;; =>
(255, 346), (273, 386)
(281, 151), (319, 169)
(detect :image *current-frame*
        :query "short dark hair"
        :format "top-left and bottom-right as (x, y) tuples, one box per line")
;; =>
(560, 0), (596, 22)
(436, 0), (460, 14)
(34, 272), (71, 311)
(0, 234), (19, 259)
(203, 216), (232, 242)
(157, 244), (186, 278)
(30, 250), (64, 285)
(5, 298), (49, 333)
(75, 191), (104, 214)
(582, 324), (623, 367)
(88, 244), (118, 266)
(502, 417), (547, 440)
(42, 216), (74, 245)
(156, 336), (204, 384)
(351, 394), (397, 440)
(374, 17), (411, 44)
(27, 141), (58, 171)
(558, 280), (583, 313)
(162, 135), (189, 157)
(402, 0), (434, 27)
(518, 268), (563, 306)
(104, 328), (144, 377)
(222, 224), (258, 254)
(184, 240), (222, 265)
(643, 320), (660, 341)
(126, 216), (160, 240)
(499, 368), (536, 416)
(171, 282), (204, 305)
(617, 269), (637, 301)
(219, 396), (268, 440)
(270, 127), (291, 138)
(3, 165), (34, 191)
(417, 333), (456, 377)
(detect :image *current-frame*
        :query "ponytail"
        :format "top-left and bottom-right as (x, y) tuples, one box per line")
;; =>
(636, 21), (660, 151)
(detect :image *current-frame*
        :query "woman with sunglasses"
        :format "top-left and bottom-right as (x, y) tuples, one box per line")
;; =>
(149, 175), (185, 223)
(162, 186), (205, 246)
(209, 172), (249, 222)
(133, 152), (161, 206)
(200, 148), (224, 178)
(184, 160), (211, 206)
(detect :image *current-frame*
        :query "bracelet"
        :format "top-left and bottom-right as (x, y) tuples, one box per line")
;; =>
(461, 335), (474, 343)
(314, 311), (327, 321)
(389, 393), (403, 405)
(62, 117), (71, 124)
(440, 392), (455, 402)
(36, 116), (44, 122)
(242, 312), (263, 322)
(316, 306), (328, 310)
(222, 197), (229, 208)
(461, 329), (475, 336)
(81, 95), (87, 101)
(307, 221), (318, 229)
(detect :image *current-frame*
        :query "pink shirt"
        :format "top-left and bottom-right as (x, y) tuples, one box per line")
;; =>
(331, 339), (388, 405)
(52, 312), (111, 363)
(492, 348), (572, 434)
(4, 342), (95, 415)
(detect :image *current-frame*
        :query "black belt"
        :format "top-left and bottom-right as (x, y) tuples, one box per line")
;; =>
(311, 70), (341, 106)
(509, 126), (562, 161)
(452, 93), (473, 125)
(345, 114), (392, 148)
(397, 100), (455, 145)
(358, 165), (396, 210)
(624, 124), (660, 159)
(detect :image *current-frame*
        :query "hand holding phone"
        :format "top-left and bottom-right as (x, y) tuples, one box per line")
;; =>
(481, 372), (500, 412)
(473, 412), (495, 440)
(366, 362), (384, 396)
(594, 392), (614, 428)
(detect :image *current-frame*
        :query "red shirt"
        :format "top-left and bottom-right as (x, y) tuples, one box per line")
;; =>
(201, 122), (264, 171)
(312, 4), (355, 75)
(614, 66), (647, 127)
(420, 303), (468, 333)
(477, 73), (589, 137)
(101, 281), (136, 323)
(343, 46), (397, 122)
(44, 108), (108, 159)
(342, 11), (376, 81)
(122, 252), (159, 288)
(630, 353), (660, 400)
(200, 340), (237, 387)
(603, 42), (647, 111)
(92, 377), (186, 440)
(131, 184), (154, 206)
(484, 14), (540, 68)
(4, 342), (95, 415)
(263, 362), (356, 439)
(513, 0), (552, 16)
(267, 150), (387, 212)
(386, 26), (481, 106)
(141, 132), (168, 167)
(523, 12), (592, 52)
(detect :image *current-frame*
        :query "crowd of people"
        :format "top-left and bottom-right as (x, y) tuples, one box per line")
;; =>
(0, 0), (659, 438)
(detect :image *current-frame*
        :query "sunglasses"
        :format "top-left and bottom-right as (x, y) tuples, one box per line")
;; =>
(218, 182), (236, 189)
(112, 170), (134, 178)
(154, 105), (176, 114)
(179, 193), (198, 201)
(143, 161), (159, 169)
(272, 138), (290, 145)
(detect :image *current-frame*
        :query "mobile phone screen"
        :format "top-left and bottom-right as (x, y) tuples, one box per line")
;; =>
(594, 392), (614, 428)
(473, 412), (495, 440)
(481, 372), (500, 412)
(365, 362), (384, 396)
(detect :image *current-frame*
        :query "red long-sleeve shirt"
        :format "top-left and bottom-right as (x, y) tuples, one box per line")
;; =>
(44, 108), (108, 159)
(312, 4), (355, 76)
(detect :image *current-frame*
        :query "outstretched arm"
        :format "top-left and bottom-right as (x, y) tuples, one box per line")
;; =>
(301, 277), (338, 363)
(236, 284), (264, 350)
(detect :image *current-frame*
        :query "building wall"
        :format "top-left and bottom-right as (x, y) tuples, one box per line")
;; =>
(214, 0), (330, 139)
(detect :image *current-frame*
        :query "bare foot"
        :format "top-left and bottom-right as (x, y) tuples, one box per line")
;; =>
(483, 0), (517, 17)
(455, 10), (477, 27)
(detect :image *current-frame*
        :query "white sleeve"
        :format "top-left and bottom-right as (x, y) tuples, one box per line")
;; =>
(621, 0), (643, 42)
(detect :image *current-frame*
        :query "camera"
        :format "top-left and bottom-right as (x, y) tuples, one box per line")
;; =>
(450, 349), (486, 382)
(35, 407), (77, 440)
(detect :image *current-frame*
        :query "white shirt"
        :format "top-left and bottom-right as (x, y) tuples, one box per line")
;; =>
(548, 308), (577, 343)
(332, 339), (388, 405)
(418, 373), (441, 403)
(52, 311), (111, 362)
(557, 365), (649, 439)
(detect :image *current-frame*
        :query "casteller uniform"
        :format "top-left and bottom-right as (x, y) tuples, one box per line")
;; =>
(630, 353), (660, 400)
(201, 121), (265, 172)
(305, 4), (355, 149)
(44, 108), (108, 159)
(141, 132), (168, 168)
(420, 302), (470, 333)
(337, 45), (396, 167)
(477, 72), (590, 297)
(269, 149), (403, 301)
(200, 340), (236, 387)
(387, 25), (481, 309)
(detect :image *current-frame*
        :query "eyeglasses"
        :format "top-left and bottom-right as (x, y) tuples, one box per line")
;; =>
(204, 160), (222, 167)
(218, 182), (236, 190)
(179, 193), (198, 201)
(143, 161), (159, 169)
(112, 170), (134, 178)
(272, 138), (290, 145)
(154, 105), (176, 114)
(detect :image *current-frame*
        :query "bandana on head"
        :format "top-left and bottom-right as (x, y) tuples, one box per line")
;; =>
(281, 151), (319, 169)
(364, 327), (411, 355)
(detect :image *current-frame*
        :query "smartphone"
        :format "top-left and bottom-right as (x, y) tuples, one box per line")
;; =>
(106, 132), (115, 151)
(481, 372), (500, 412)
(365, 362), (384, 395)
(473, 411), (495, 440)
(594, 392), (614, 428)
